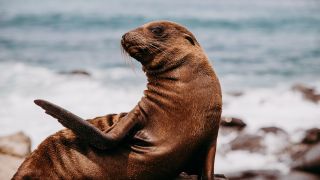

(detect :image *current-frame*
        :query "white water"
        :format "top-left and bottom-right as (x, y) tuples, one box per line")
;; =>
(1, 62), (319, 174)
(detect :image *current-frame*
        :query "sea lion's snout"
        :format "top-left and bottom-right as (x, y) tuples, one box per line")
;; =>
(121, 33), (131, 48)
(121, 29), (154, 64)
(121, 33), (128, 41)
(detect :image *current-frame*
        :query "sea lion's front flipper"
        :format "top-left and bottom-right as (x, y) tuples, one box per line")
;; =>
(202, 142), (216, 180)
(34, 99), (138, 150)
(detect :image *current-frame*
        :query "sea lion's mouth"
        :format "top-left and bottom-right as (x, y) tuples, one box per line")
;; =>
(123, 44), (142, 57)
(121, 39), (148, 60)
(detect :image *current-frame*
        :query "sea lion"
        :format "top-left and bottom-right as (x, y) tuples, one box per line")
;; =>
(13, 20), (222, 180)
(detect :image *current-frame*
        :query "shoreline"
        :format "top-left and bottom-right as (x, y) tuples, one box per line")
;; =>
(1, 116), (319, 179)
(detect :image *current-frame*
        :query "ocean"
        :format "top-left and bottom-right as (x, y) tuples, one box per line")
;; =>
(1, 0), (320, 174)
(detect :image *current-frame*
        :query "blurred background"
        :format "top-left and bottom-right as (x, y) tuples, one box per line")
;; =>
(0, 0), (320, 178)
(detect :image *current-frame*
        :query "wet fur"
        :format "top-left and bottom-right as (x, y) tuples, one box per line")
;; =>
(13, 21), (222, 180)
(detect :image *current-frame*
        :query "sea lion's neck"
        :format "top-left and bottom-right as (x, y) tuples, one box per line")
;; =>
(143, 47), (210, 81)
(143, 48), (191, 77)
(139, 48), (211, 114)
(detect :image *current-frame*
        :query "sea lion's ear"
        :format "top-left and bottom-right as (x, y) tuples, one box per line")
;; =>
(184, 34), (196, 46)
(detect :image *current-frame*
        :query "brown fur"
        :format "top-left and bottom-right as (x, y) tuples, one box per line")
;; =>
(13, 21), (222, 180)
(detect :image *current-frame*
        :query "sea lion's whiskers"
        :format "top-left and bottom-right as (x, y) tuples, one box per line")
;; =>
(152, 43), (167, 54)
(120, 43), (136, 72)
(148, 43), (171, 58)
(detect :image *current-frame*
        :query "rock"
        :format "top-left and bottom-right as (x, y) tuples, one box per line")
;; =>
(220, 117), (246, 130)
(0, 132), (31, 157)
(226, 169), (281, 180)
(288, 143), (310, 161)
(229, 134), (264, 152)
(292, 84), (320, 103)
(0, 154), (24, 180)
(259, 126), (287, 135)
(226, 170), (320, 180)
(291, 142), (320, 175)
(175, 172), (228, 180)
(60, 69), (91, 76)
(175, 172), (198, 180)
(214, 174), (229, 180)
(227, 91), (244, 97)
(279, 170), (320, 180)
(259, 126), (290, 154)
(301, 128), (320, 144)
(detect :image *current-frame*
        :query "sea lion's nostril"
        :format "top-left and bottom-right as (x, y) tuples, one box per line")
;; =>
(122, 33), (128, 41)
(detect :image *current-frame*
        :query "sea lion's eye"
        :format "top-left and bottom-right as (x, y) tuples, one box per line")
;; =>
(150, 26), (164, 35)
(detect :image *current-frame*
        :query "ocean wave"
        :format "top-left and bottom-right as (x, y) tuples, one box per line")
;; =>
(223, 86), (320, 133)
(0, 62), (144, 146)
(1, 62), (319, 149)
(0, 14), (148, 30)
(1, 13), (319, 32)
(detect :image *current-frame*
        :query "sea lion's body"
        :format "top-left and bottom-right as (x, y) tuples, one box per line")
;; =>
(13, 21), (222, 180)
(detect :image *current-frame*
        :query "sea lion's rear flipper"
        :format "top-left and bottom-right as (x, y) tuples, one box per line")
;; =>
(34, 99), (139, 150)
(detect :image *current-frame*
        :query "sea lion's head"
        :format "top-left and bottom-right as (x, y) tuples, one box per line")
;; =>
(121, 21), (201, 69)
